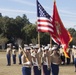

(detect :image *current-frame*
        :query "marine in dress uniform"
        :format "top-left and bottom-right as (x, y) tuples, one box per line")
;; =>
(12, 46), (16, 64)
(21, 47), (32, 75)
(24, 44), (28, 52)
(72, 46), (76, 72)
(31, 46), (41, 75)
(59, 47), (65, 65)
(71, 45), (75, 64)
(66, 46), (71, 65)
(18, 45), (23, 64)
(50, 46), (61, 75)
(6, 44), (12, 66)
(42, 46), (51, 75)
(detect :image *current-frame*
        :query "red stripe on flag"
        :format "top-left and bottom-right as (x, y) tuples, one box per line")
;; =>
(38, 24), (53, 29)
(38, 19), (52, 24)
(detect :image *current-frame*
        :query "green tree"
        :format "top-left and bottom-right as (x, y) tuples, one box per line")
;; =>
(40, 32), (50, 45)
(22, 24), (37, 44)
(0, 36), (8, 50)
(68, 28), (76, 46)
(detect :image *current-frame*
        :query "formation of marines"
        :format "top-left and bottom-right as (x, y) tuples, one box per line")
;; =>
(6, 43), (76, 75)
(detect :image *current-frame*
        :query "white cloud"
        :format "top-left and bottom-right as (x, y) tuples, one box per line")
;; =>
(59, 9), (76, 15)
(10, 0), (36, 6)
(0, 8), (36, 14)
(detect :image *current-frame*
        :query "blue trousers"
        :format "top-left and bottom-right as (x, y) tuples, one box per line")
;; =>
(74, 58), (76, 67)
(33, 66), (41, 75)
(6, 54), (11, 65)
(22, 67), (31, 75)
(43, 65), (51, 75)
(51, 63), (59, 75)
(12, 55), (16, 64)
(18, 54), (22, 64)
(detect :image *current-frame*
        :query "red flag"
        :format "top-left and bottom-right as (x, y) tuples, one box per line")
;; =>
(52, 1), (72, 58)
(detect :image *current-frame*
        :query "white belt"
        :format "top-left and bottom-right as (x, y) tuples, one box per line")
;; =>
(22, 66), (31, 68)
(33, 62), (38, 66)
(43, 61), (48, 65)
(52, 62), (58, 65)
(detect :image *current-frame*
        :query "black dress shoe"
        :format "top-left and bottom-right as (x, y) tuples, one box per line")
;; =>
(7, 64), (11, 66)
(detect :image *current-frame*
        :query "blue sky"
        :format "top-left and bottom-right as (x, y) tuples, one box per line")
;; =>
(0, 0), (76, 28)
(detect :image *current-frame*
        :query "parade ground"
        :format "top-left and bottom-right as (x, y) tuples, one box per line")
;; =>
(0, 51), (76, 75)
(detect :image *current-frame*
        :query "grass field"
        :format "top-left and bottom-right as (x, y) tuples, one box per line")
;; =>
(0, 51), (76, 75)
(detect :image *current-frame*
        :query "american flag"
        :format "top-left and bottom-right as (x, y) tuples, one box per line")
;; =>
(36, 0), (61, 45)
(37, 0), (53, 33)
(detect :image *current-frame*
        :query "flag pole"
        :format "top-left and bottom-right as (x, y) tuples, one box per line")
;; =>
(36, 0), (40, 48)
(38, 31), (40, 48)
(50, 0), (55, 48)
(50, 35), (52, 48)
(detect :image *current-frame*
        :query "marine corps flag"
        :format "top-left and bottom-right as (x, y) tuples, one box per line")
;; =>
(52, 0), (72, 58)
